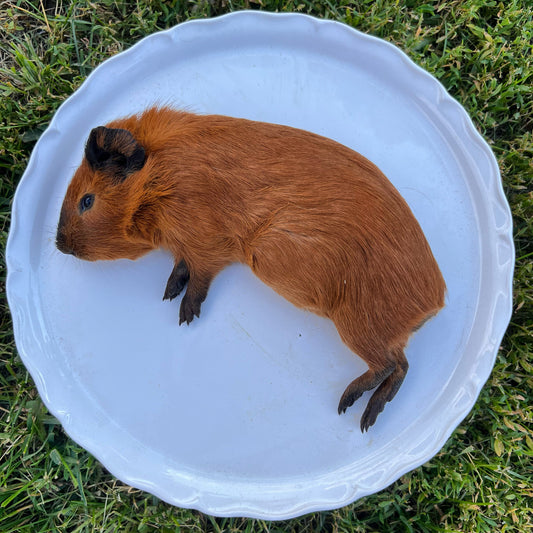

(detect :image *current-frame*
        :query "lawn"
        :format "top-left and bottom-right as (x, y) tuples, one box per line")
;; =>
(0, 1), (532, 532)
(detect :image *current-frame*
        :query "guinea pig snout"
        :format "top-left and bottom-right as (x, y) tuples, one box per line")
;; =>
(55, 227), (76, 256)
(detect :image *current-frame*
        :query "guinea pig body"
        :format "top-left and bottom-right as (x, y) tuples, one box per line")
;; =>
(56, 106), (445, 431)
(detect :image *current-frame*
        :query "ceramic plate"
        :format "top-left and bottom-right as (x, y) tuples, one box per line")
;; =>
(6, 12), (514, 519)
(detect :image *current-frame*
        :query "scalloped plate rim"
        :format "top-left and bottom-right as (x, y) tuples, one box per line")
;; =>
(6, 11), (514, 519)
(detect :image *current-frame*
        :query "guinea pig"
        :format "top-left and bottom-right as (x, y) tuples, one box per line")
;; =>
(56, 106), (445, 432)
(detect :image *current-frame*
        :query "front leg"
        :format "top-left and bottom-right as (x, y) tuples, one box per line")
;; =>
(163, 259), (190, 301)
(179, 271), (214, 326)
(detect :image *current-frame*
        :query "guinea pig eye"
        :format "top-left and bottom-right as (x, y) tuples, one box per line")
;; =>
(79, 193), (95, 213)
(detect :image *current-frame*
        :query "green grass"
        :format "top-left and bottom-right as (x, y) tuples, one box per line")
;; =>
(1, 0), (532, 531)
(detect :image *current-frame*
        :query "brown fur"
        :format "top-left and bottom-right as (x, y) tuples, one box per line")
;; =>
(56, 106), (446, 431)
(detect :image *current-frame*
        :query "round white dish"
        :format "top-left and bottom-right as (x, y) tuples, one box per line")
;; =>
(6, 12), (514, 519)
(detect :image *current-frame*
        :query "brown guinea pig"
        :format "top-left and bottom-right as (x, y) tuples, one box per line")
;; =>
(56, 106), (445, 432)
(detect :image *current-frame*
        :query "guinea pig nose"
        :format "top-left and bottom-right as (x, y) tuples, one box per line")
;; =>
(56, 230), (76, 256)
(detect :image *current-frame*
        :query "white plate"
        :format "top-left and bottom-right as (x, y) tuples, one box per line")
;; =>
(6, 12), (514, 519)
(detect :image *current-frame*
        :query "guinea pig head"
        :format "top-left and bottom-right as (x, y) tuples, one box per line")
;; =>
(56, 126), (155, 261)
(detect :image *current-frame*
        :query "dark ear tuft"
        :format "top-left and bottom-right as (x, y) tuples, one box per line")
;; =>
(85, 127), (111, 168)
(85, 126), (146, 184)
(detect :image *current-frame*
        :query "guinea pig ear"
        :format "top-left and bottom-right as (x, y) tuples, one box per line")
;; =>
(85, 126), (146, 184)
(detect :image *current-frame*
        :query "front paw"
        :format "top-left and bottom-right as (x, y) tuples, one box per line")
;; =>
(179, 292), (202, 325)
(163, 276), (188, 301)
(163, 260), (189, 301)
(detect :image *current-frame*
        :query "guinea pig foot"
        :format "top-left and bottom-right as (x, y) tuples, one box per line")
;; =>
(337, 388), (364, 415)
(359, 357), (409, 432)
(337, 365), (395, 416)
(360, 400), (382, 433)
(179, 291), (204, 325)
(177, 274), (213, 325)
(163, 260), (190, 301)
(360, 383), (395, 432)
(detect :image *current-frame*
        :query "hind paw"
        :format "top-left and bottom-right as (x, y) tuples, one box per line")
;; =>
(337, 367), (394, 416)
(338, 388), (364, 415)
(360, 395), (387, 432)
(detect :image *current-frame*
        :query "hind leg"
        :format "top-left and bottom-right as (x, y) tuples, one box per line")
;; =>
(360, 349), (409, 432)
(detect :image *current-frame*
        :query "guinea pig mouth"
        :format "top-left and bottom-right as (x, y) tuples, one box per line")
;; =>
(55, 230), (77, 257)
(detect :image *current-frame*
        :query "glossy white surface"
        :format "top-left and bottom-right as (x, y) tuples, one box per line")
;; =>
(6, 12), (514, 519)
